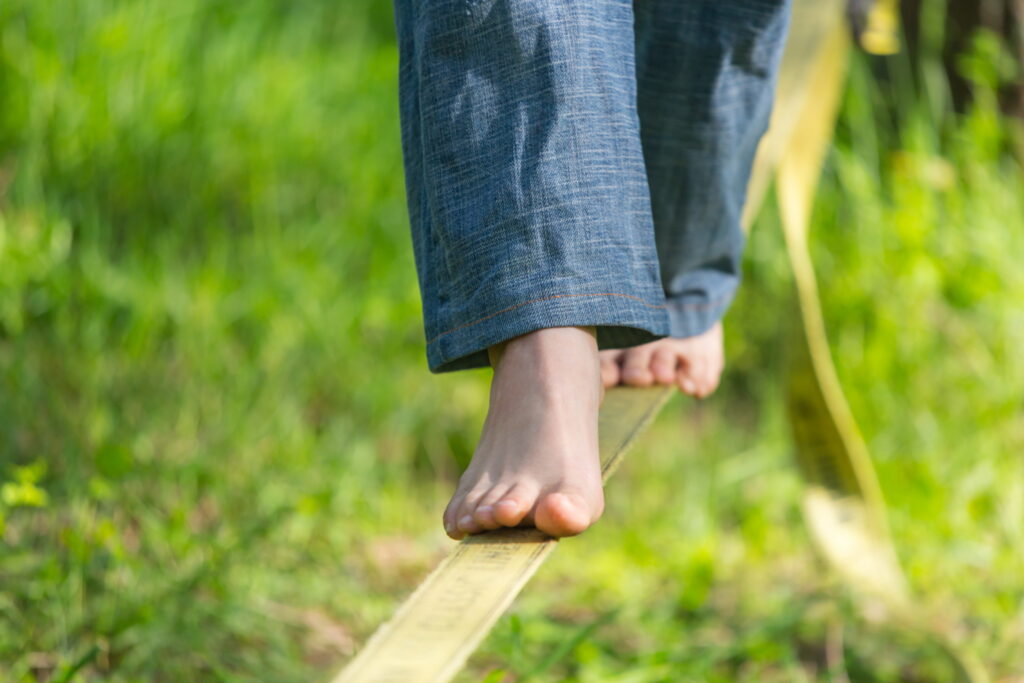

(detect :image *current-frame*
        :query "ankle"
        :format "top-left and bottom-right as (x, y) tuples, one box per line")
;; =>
(487, 326), (597, 369)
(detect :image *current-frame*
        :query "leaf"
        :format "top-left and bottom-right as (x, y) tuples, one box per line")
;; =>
(0, 481), (49, 507)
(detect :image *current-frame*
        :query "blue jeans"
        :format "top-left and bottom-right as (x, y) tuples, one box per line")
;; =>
(394, 0), (791, 372)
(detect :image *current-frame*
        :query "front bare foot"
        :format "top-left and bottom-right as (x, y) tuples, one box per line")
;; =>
(443, 327), (604, 540)
(599, 322), (724, 398)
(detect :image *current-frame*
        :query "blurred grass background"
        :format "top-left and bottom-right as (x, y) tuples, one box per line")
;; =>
(1, 1), (1022, 680)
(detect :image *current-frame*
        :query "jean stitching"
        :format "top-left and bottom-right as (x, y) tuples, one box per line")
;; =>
(427, 292), (667, 345)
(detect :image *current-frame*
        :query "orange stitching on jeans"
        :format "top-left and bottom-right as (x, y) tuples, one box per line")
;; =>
(427, 292), (666, 345)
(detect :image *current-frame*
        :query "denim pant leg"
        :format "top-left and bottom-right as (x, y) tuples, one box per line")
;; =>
(394, 0), (670, 372)
(634, 0), (791, 338)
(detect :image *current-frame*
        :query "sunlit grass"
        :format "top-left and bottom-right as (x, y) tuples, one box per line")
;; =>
(1, 1), (1022, 680)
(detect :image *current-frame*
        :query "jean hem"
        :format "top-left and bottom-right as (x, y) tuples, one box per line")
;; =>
(664, 290), (737, 339)
(426, 293), (670, 373)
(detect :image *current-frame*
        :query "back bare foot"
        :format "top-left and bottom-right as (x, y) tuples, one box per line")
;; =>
(599, 322), (724, 398)
(443, 327), (604, 540)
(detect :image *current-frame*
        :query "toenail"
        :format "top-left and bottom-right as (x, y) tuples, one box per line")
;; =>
(459, 515), (474, 528)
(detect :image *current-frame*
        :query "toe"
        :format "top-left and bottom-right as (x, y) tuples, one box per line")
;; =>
(696, 361), (719, 398)
(599, 350), (624, 388)
(443, 489), (470, 539)
(707, 363), (723, 395)
(472, 485), (509, 530)
(454, 489), (488, 536)
(534, 489), (603, 538)
(676, 366), (699, 397)
(492, 483), (538, 527)
(457, 512), (484, 536)
(649, 348), (678, 385)
(706, 350), (724, 396)
(691, 354), (718, 398)
(701, 324), (724, 395)
(620, 346), (655, 386)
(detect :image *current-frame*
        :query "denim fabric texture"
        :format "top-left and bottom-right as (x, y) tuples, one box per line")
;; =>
(393, 0), (791, 372)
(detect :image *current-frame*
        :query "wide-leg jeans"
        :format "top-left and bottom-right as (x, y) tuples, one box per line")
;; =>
(393, 0), (791, 372)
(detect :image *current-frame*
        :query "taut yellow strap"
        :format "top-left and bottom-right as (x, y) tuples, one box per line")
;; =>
(334, 387), (672, 683)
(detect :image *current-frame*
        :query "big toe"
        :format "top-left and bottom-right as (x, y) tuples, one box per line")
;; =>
(534, 490), (602, 538)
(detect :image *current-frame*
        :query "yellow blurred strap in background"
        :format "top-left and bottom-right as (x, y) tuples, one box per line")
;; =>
(756, 0), (986, 679)
(848, 0), (901, 55)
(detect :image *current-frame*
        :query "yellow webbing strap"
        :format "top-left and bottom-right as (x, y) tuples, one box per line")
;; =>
(857, 0), (901, 56)
(756, 1), (986, 679)
(773, 3), (907, 607)
(335, 387), (672, 683)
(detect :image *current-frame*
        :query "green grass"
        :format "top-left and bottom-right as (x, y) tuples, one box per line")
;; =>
(1, 1), (1022, 680)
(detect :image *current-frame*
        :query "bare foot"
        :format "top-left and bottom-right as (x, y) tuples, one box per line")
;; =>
(443, 327), (604, 540)
(599, 322), (724, 399)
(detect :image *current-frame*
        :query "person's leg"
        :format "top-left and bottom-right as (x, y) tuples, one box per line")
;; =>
(394, 0), (668, 374)
(392, 0), (667, 537)
(602, 0), (791, 397)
